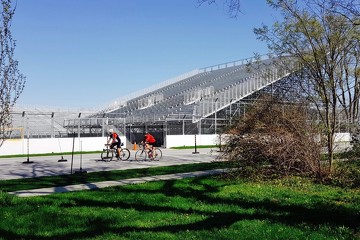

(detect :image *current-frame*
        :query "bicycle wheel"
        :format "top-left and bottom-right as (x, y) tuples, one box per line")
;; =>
(119, 148), (130, 160)
(101, 149), (113, 162)
(153, 148), (162, 161)
(135, 149), (147, 161)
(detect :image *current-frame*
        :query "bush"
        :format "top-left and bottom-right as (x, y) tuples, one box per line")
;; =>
(324, 160), (360, 188)
(221, 95), (325, 179)
(0, 191), (15, 206)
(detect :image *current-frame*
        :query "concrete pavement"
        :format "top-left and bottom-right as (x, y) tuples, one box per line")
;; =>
(0, 148), (220, 180)
(9, 169), (227, 197)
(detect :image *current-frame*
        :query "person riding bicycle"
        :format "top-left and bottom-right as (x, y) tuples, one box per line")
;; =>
(107, 129), (121, 158)
(143, 132), (156, 155)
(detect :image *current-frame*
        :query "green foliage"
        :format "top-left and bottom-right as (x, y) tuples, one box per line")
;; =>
(0, 190), (14, 206)
(255, 0), (360, 172)
(346, 140), (360, 160)
(325, 160), (360, 189)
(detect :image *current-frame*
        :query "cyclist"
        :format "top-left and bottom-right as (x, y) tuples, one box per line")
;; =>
(143, 132), (156, 157)
(107, 129), (121, 158)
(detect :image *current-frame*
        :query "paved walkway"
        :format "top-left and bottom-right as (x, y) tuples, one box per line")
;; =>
(9, 169), (227, 197)
(1, 148), (225, 197)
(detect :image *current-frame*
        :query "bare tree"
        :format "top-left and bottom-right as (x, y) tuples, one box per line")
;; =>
(0, 0), (25, 147)
(196, 0), (242, 18)
(252, 0), (360, 171)
(198, 0), (360, 172)
(197, 0), (360, 21)
(222, 95), (323, 179)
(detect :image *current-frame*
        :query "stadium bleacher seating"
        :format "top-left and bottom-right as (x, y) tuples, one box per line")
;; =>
(10, 55), (293, 138)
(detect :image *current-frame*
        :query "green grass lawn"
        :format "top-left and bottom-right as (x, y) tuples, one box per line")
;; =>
(0, 169), (359, 239)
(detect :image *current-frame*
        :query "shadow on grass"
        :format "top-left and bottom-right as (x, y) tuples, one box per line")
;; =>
(64, 177), (359, 231)
(0, 176), (358, 239)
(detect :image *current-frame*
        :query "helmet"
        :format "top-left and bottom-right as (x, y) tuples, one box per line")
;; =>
(108, 129), (114, 133)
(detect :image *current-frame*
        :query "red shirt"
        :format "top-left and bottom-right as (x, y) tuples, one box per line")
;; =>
(145, 134), (156, 144)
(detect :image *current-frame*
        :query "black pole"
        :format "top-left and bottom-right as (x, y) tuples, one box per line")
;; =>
(70, 132), (75, 174)
(57, 132), (67, 162)
(22, 134), (34, 164)
(192, 134), (199, 154)
(75, 141), (87, 174)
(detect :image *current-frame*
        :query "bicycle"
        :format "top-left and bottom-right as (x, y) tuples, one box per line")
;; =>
(135, 143), (162, 161)
(101, 143), (130, 161)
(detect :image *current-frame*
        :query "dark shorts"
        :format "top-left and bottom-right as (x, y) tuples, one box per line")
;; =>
(110, 141), (121, 149)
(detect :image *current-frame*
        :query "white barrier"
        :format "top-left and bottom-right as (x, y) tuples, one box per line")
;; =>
(165, 133), (352, 148)
(0, 133), (352, 156)
(334, 133), (351, 142)
(165, 134), (221, 148)
(0, 137), (126, 156)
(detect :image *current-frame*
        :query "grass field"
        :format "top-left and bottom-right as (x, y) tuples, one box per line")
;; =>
(0, 162), (359, 239)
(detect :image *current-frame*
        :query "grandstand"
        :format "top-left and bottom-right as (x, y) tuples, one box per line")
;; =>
(10, 106), (96, 138)
(10, 55), (294, 146)
(94, 56), (287, 122)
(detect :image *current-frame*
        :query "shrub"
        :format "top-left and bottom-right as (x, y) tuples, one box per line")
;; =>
(0, 191), (15, 206)
(324, 160), (360, 188)
(221, 95), (325, 179)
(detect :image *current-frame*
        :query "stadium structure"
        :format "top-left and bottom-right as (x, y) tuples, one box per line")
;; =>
(10, 55), (295, 147)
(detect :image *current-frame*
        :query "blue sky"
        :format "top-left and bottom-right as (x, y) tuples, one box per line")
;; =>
(12, 0), (277, 109)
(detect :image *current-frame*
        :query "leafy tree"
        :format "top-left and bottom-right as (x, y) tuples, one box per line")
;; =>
(200, 0), (360, 172)
(0, 0), (25, 147)
(253, 0), (360, 171)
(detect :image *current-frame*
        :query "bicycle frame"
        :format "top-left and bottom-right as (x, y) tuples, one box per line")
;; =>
(135, 143), (162, 161)
(101, 143), (130, 161)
